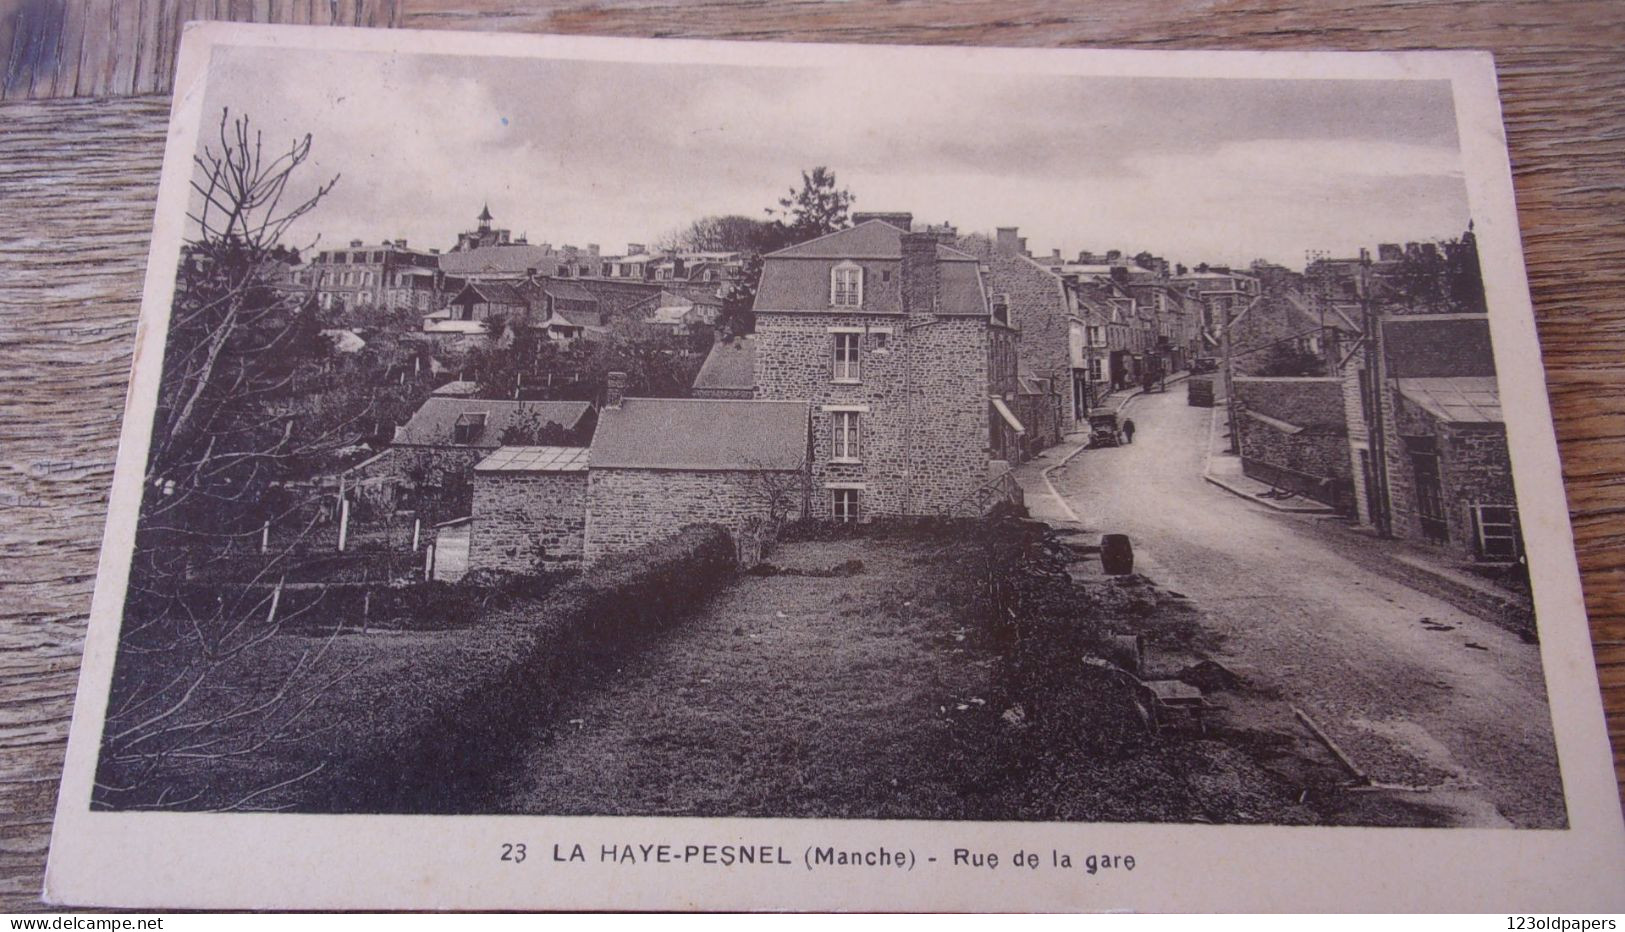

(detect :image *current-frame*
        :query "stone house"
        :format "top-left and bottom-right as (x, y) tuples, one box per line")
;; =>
(583, 384), (811, 561)
(467, 446), (591, 573)
(956, 227), (1079, 443)
(751, 213), (1021, 520)
(1232, 376), (1355, 512)
(1349, 314), (1517, 562)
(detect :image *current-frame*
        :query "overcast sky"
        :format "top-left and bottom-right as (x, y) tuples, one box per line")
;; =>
(198, 44), (1470, 268)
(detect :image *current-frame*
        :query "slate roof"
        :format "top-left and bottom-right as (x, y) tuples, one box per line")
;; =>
(766, 220), (978, 261)
(755, 221), (988, 316)
(542, 281), (599, 303)
(393, 397), (594, 447)
(474, 446), (591, 473)
(1395, 377), (1503, 424)
(451, 280), (533, 306)
(438, 245), (566, 277)
(591, 398), (808, 470)
(693, 339), (757, 393)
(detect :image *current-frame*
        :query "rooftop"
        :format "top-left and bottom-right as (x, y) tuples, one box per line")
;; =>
(693, 339), (757, 393)
(1396, 377), (1503, 424)
(592, 398), (808, 471)
(474, 445), (591, 473)
(393, 397), (595, 447)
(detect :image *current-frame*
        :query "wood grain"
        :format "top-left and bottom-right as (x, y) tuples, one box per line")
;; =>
(0, 0), (403, 99)
(2, 0), (1623, 911)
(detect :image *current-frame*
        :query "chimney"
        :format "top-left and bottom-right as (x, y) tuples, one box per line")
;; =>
(349, 239), (363, 248)
(605, 371), (627, 409)
(1110, 267), (1130, 285)
(588, 243), (600, 257)
(627, 243), (646, 256)
(1017, 236), (1028, 257)
(852, 211), (914, 231)
(900, 232), (939, 320)
(995, 227), (1021, 257)
(1050, 248), (1062, 262)
(394, 238), (408, 248)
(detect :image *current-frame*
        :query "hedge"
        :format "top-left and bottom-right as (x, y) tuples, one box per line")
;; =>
(317, 523), (737, 812)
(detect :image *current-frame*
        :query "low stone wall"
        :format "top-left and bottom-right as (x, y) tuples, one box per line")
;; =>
(586, 467), (799, 562)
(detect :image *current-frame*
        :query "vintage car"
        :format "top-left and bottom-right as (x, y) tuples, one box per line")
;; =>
(1089, 413), (1120, 447)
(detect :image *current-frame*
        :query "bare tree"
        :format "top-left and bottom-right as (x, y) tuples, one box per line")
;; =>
(95, 110), (360, 812)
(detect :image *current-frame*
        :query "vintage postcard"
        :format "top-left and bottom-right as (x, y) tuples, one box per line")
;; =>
(44, 23), (1625, 910)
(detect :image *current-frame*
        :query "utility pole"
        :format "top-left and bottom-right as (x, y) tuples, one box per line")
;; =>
(1360, 249), (1394, 538)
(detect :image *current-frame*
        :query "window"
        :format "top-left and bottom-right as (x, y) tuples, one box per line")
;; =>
(1087, 325), (1105, 347)
(358, 291), (372, 305)
(1473, 506), (1521, 560)
(831, 261), (863, 307)
(832, 332), (860, 382)
(831, 411), (861, 462)
(372, 251), (384, 263)
(1088, 357), (1104, 382)
(453, 412), (487, 445)
(832, 488), (861, 523)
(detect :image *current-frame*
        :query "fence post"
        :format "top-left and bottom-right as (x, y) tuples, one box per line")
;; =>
(425, 542), (436, 580)
(412, 517), (421, 552)
(260, 521), (270, 554)
(338, 496), (350, 552)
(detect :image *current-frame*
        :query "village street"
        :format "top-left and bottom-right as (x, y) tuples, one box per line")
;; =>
(1046, 388), (1566, 828)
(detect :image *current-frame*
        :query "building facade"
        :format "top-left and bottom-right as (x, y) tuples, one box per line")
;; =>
(751, 215), (1019, 520)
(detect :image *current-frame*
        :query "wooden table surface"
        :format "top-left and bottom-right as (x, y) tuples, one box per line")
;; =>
(2, 0), (1622, 912)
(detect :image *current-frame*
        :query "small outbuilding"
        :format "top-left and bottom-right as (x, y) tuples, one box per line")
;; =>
(468, 445), (592, 572)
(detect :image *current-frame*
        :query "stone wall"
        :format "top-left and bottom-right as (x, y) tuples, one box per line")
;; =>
(584, 467), (799, 561)
(753, 311), (992, 518)
(1233, 376), (1346, 428)
(1385, 391), (1515, 561)
(957, 235), (1078, 436)
(1234, 376), (1352, 510)
(469, 471), (589, 572)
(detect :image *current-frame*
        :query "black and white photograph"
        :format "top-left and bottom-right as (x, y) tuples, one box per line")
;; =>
(40, 24), (1625, 912)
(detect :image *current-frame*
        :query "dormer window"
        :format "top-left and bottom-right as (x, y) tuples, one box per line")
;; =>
(453, 412), (487, 445)
(831, 261), (863, 308)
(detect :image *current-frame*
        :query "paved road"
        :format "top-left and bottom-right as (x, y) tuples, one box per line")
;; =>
(1048, 388), (1566, 828)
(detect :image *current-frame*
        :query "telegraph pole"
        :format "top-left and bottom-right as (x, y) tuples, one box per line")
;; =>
(1360, 249), (1394, 539)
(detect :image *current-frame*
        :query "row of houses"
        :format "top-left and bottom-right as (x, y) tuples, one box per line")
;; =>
(285, 205), (735, 342)
(1225, 235), (1517, 565)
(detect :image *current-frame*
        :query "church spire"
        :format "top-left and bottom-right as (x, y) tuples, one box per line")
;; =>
(477, 203), (494, 229)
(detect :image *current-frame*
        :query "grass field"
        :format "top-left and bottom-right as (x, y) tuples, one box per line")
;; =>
(493, 531), (1337, 824)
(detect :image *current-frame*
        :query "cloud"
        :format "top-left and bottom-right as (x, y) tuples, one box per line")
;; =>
(196, 46), (1471, 267)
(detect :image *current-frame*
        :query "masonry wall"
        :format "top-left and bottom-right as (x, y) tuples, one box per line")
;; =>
(469, 471), (589, 572)
(1385, 392), (1516, 561)
(1234, 376), (1352, 510)
(585, 467), (797, 561)
(753, 311), (992, 518)
(958, 236), (1078, 437)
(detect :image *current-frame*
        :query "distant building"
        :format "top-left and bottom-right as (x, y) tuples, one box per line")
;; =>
(956, 227), (1077, 444)
(296, 238), (440, 312)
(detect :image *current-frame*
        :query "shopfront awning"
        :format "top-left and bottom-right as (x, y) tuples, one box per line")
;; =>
(991, 397), (1026, 434)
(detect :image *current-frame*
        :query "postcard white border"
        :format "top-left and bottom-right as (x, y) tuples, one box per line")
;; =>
(43, 22), (1625, 912)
